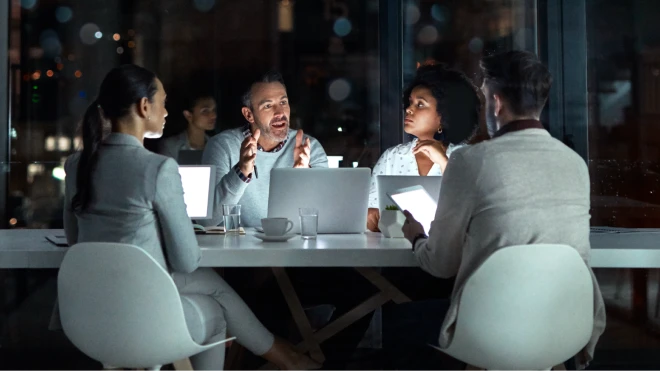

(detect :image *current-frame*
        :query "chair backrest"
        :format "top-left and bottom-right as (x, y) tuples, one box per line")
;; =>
(58, 242), (199, 368)
(446, 244), (594, 370)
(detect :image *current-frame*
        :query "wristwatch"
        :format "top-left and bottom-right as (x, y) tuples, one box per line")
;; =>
(411, 233), (428, 251)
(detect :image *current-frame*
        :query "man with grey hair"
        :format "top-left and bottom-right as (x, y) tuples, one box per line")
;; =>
(202, 70), (328, 227)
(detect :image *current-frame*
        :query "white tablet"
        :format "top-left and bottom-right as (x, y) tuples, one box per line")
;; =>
(387, 185), (437, 234)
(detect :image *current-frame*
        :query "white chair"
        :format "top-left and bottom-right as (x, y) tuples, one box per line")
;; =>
(57, 242), (233, 370)
(434, 244), (594, 370)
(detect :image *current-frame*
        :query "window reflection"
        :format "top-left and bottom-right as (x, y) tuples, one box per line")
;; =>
(8, 0), (381, 228)
(403, 0), (537, 142)
(587, 0), (660, 227)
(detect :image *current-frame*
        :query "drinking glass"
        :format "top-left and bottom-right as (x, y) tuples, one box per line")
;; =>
(299, 208), (319, 239)
(223, 204), (241, 234)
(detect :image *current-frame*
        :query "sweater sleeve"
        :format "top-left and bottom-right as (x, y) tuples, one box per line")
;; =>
(200, 134), (250, 226)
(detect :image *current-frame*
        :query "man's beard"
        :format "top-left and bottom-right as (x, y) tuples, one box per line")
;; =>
(255, 116), (289, 142)
(485, 99), (498, 138)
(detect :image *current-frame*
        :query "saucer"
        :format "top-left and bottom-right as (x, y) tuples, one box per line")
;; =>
(254, 233), (297, 242)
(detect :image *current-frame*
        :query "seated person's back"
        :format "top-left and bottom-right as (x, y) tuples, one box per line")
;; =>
(462, 130), (590, 262)
(405, 51), (604, 368)
(65, 135), (192, 272)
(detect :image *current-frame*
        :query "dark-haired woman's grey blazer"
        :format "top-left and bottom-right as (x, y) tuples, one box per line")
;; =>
(56, 133), (273, 369)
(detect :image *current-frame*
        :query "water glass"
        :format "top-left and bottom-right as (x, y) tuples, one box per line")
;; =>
(223, 204), (241, 234)
(299, 208), (319, 239)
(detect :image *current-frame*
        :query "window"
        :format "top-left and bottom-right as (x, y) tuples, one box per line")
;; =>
(586, 0), (660, 227)
(5, 0), (381, 228)
(401, 0), (537, 142)
(403, 0), (537, 81)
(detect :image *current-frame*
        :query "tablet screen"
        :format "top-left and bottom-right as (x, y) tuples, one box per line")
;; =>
(387, 186), (437, 234)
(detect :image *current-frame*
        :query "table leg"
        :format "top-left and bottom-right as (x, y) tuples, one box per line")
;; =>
(271, 267), (325, 362)
(354, 267), (411, 304)
(295, 292), (390, 353)
(272, 267), (412, 363)
(632, 268), (649, 323)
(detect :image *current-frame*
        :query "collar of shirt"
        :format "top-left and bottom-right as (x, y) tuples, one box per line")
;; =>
(492, 119), (545, 138)
(242, 124), (289, 153)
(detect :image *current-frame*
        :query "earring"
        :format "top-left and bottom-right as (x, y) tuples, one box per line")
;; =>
(147, 116), (151, 121)
(437, 127), (443, 134)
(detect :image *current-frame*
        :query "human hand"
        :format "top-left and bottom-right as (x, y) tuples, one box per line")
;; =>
(413, 140), (449, 172)
(238, 129), (260, 177)
(293, 129), (311, 168)
(367, 208), (380, 232)
(402, 210), (425, 243)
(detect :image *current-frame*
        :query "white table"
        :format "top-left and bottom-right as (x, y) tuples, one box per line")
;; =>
(2, 228), (660, 362)
(2, 228), (660, 269)
(0, 229), (416, 363)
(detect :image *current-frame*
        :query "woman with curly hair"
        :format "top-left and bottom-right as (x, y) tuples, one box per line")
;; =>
(367, 62), (481, 231)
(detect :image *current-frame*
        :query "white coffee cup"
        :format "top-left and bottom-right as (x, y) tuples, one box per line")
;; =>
(260, 217), (294, 236)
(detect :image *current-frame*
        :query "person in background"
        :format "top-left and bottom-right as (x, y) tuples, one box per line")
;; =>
(367, 62), (481, 232)
(402, 51), (605, 369)
(58, 65), (319, 370)
(158, 88), (217, 162)
(201, 70), (328, 227)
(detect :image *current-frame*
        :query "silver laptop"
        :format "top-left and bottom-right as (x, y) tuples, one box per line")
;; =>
(376, 175), (442, 211)
(268, 168), (371, 234)
(178, 165), (216, 220)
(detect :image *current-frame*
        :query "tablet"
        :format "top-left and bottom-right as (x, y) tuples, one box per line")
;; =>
(387, 185), (437, 234)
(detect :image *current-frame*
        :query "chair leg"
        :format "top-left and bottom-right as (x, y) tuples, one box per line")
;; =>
(614, 268), (627, 300)
(173, 358), (193, 370)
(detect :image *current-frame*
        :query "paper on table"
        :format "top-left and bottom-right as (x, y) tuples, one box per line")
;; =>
(45, 235), (69, 247)
(194, 226), (246, 235)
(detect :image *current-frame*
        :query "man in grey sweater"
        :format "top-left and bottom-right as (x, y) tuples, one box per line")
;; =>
(402, 51), (605, 369)
(201, 71), (328, 227)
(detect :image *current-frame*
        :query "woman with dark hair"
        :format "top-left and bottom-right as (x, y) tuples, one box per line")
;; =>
(158, 88), (217, 162)
(59, 65), (319, 370)
(367, 62), (481, 231)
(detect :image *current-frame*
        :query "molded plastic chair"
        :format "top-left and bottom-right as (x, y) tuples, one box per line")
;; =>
(434, 244), (594, 370)
(58, 242), (232, 370)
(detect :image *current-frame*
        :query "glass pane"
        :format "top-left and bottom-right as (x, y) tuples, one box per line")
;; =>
(7, 0), (380, 229)
(402, 0), (536, 82)
(401, 0), (537, 142)
(587, 0), (660, 227)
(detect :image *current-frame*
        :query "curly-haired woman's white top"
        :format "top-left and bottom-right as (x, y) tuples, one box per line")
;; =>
(368, 139), (464, 208)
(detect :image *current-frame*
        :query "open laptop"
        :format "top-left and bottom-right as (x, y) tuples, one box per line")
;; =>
(268, 168), (371, 234)
(178, 165), (216, 219)
(178, 150), (204, 165)
(376, 175), (442, 211)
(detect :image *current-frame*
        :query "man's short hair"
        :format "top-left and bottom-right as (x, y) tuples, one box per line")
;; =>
(480, 51), (552, 117)
(241, 70), (286, 109)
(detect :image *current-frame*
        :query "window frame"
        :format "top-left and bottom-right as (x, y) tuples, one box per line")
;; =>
(539, 0), (589, 161)
(0, 1), (9, 229)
